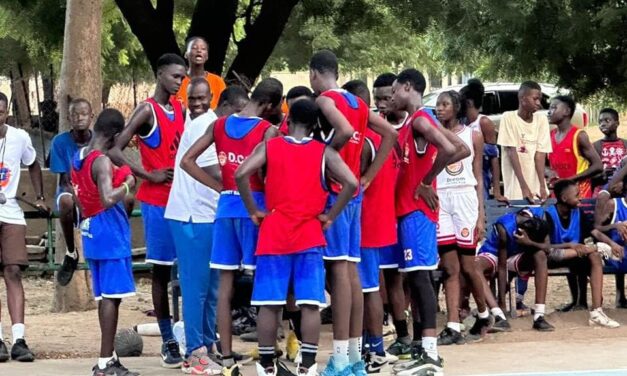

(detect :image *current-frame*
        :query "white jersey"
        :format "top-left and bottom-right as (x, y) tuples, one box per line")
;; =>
(437, 125), (477, 189)
(467, 114), (486, 132)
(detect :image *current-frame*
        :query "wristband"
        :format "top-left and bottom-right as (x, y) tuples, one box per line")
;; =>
(122, 182), (130, 196)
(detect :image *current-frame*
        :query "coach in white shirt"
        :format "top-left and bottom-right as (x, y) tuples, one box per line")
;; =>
(165, 78), (249, 370)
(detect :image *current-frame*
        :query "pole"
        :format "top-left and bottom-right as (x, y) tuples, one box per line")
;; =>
(34, 72), (47, 166)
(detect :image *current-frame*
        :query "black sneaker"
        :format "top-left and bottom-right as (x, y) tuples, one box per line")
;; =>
(56, 251), (79, 286)
(160, 339), (183, 368)
(0, 341), (9, 362)
(364, 353), (389, 374)
(10, 339), (34, 362)
(386, 339), (412, 360)
(533, 316), (555, 332)
(489, 316), (512, 333)
(437, 327), (465, 346)
(466, 317), (491, 343)
(394, 350), (443, 376)
(92, 358), (140, 376)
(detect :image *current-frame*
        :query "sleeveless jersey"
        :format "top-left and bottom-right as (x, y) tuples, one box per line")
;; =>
(599, 139), (626, 170)
(437, 125), (477, 190)
(257, 137), (328, 255)
(319, 89), (369, 195)
(467, 114), (486, 132)
(361, 128), (400, 248)
(549, 126), (591, 198)
(479, 207), (545, 257)
(395, 108), (439, 222)
(213, 115), (271, 192)
(136, 97), (184, 207)
(545, 205), (581, 244)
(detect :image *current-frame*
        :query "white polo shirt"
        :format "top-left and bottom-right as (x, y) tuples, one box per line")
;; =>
(164, 111), (219, 223)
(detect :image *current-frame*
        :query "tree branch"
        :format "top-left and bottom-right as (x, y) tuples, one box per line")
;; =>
(156, 0), (174, 31)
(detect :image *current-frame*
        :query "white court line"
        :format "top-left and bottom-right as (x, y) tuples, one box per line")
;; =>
(465, 369), (627, 376)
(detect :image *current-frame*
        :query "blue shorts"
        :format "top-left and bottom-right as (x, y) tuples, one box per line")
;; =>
(358, 248), (380, 292)
(210, 217), (258, 270)
(379, 245), (401, 269)
(605, 258), (627, 273)
(398, 211), (438, 272)
(324, 194), (362, 262)
(251, 247), (326, 307)
(88, 257), (136, 301)
(141, 203), (176, 265)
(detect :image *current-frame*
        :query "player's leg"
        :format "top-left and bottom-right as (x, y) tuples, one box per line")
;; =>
(347, 200), (364, 370)
(516, 251), (554, 331)
(616, 273), (627, 307)
(56, 192), (79, 286)
(437, 246), (464, 345)
(358, 248), (387, 370)
(284, 295), (302, 362)
(382, 261), (412, 359)
(98, 298), (121, 360)
(587, 252), (620, 327)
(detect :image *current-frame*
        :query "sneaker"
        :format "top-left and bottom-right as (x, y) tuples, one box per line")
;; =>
(395, 351), (443, 376)
(277, 360), (297, 376)
(256, 362), (277, 376)
(364, 353), (389, 374)
(392, 344), (423, 373)
(516, 301), (532, 317)
(320, 356), (354, 376)
(286, 331), (301, 362)
(384, 351), (398, 364)
(56, 251), (79, 286)
(10, 338), (34, 362)
(222, 363), (242, 376)
(488, 316), (512, 333)
(436, 327), (465, 346)
(589, 309), (620, 328)
(297, 363), (318, 376)
(92, 358), (139, 376)
(386, 339), (412, 360)
(161, 339), (183, 368)
(596, 242), (613, 260)
(182, 346), (222, 375)
(215, 341), (254, 365)
(249, 346), (283, 361)
(532, 316), (555, 332)
(466, 317), (491, 343)
(352, 360), (367, 376)
(0, 341), (9, 362)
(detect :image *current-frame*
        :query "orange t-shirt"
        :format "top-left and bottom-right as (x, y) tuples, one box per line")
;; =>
(176, 72), (226, 110)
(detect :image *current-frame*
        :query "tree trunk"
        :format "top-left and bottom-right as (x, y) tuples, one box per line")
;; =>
(53, 0), (104, 313)
(9, 68), (32, 129)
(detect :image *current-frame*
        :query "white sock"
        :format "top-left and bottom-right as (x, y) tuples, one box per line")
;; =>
(446, 322), (461, 332)
(491, 307), (506, 320)
(0, 323), (3, 340)
(66, 249), (77, 257)
(478, 309), (490, 319)
(98, 356), (114, 369)
(422, 336), (438, 361)
(534, 304), (546, 321)
(348, 337), (362, 364)
(333, 340), (349, 369)
(12, 323), (25, 344)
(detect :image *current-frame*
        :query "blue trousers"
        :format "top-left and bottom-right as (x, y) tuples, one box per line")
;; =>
(168, 220), (219, 356)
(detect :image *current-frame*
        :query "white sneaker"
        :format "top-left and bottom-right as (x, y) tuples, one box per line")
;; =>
(589, 308), (620, 328)
(256, 362), (277, 376)
(297, 363), (317, 376)
(384, 351), (398, 364)
(596, 242), (614, 260)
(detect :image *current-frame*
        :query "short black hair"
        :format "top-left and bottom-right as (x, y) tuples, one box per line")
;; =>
(286, 86), (313, 101)
(251, 77), (283, 107)
(553, 179), (577, 203)
(396, 69), (427, 95)
(373, 73), (397, 88)
(309, 50), (338, 77)
(94, 109), (125, 139)
(438, 90), (465, 120)
(519, 80), (542, 93)
(600, 107), (619, 121)
(188, 77), (211, 94)
(185, 36), (208, 53)
(69, 98), (92, 112)
(553, 95), (576, 118)
(0, 92), (8, 106)
(460, 78), (485, 109)
(342, 80), (370, 106)
(218, 85), (249, 107)
(288, 99), (319, 132)
(156, 53), (186, 72)
(519, 216), (549, 245)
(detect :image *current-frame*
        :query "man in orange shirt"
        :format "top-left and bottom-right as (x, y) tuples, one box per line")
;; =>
(176, 36), (226, 110)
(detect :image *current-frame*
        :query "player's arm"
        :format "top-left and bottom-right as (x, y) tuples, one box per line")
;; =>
(472, 130), (486, 240)
(514, 228), (551, 252)
(570, 131), (602, 181)
(479, 116), (497, 144)
(534, 151), (548, 201)
(362, 111), (398, 188)
(234, 142), (267, 225)
(263, 125), (280, 141)
(180, 121), (223, 192)
(591, 196), (624, 259)
(28, 160), (48, 212)
(504, 146), (534, 202)
(321, 147), (358, 229)
(316, 96), (354, 151)
(496, 224), (508, 311)
(93, 156), (135, 209)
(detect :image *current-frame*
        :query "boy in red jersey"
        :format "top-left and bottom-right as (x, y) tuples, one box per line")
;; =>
(181, 78), (282, 376)
(278, 86), (313, 135)
(390, 69), (470, 376)
(594, 108), (626, 193)
(108, 53), (186, 368)
(235, 99), (357, 376)
(71, 109), (138, 376)
(309, 50), (397, 376)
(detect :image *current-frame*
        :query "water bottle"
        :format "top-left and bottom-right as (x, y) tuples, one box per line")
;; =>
(173, 321), (186, 355)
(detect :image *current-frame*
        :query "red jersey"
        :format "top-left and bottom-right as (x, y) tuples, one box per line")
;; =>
(214, 115), (271, 192)
(599, 139), (626, 170)
(395, 109), (439, 222)
(136, 97), (184, 207)
(320, 89), (369, 195)
(256, 137), (328, 255)
(361, 129), (399, 247)
(549, 126), (592, 198)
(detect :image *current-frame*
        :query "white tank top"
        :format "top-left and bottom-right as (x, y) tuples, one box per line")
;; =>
(467, 114), (485, 132)
(437, 125), (477, 189)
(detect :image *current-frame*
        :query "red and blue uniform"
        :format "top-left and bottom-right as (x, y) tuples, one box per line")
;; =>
(210, 114), (271, 270)
(319, 89), (369, 262)
(72, 148), (135, 300)
(605, 198), (627, 273)
(252, 137), (328, 306)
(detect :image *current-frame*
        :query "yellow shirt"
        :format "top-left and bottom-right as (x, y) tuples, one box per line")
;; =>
(497, 111), (552, 199)
(176, 72), (226, 110)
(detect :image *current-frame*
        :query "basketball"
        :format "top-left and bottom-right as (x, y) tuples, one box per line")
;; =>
(114, 328), (143, 357)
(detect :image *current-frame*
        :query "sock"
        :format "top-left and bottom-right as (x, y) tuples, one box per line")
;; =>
(534, 304), (546, 321)
(301, 342), (318, 369)
(0, 323), (3, 340)
(222, 355), (235, 368)
(491, 307), (506, 320)
(158, 319), (174, 343)
(66, 249), (77, 258)
(98, 356), (114, 369)
(412, 320), (422, 340)
(12, 323), (25, 343)
(259, 346), (275, 368)
(332, 340), (349, 369)
(368, 335), (385, 356)
(446, 322), (461, 333)
(422, 336), (438, 361)
(348, 337), (362, 364)
(394, 319), (409, 338)
(478, 309), (490, 319)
